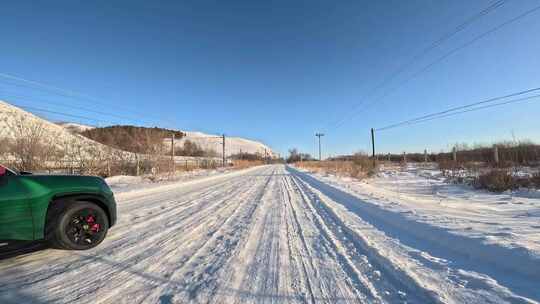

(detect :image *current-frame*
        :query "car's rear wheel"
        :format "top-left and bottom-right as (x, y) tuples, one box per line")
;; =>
(48, 202), (109, 250)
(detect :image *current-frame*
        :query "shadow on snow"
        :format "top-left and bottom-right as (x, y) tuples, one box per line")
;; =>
(287, 166), (540, 302)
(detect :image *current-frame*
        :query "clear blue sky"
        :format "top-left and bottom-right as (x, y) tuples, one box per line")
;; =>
(1, 0), (539, 158)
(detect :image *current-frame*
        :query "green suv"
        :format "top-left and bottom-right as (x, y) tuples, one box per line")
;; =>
(0, 164), (117, 250)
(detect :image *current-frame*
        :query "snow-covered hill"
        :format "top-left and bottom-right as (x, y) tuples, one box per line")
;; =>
(0, 100), (106, 151)
(179, 131), (276, 158)
(53, 121), (276, 158)
(55, 122), (95, 134)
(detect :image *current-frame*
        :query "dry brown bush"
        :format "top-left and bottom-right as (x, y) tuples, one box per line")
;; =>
(0, 137), (9, 159)
(475, 170), (515, 192)
(297, 153), (376, 180)
(5, 116), (60, 171)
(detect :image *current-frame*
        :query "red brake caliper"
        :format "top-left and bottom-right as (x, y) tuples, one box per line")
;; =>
(86, 215), (100, 232)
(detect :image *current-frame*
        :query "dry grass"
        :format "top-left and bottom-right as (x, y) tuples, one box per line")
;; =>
(297, 158), (376, 180)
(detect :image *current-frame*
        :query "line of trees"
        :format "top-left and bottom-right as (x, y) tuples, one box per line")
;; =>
(286, 148), (313, 163)
(174, 140), (219, 157)
(81, 126), (184, 155)
(377, 140), (540, 167)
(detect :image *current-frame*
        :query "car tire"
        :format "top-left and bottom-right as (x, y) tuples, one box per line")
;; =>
(47, 201), (109, 250)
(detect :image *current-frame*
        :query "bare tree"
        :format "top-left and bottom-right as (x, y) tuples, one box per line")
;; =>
(175, 140), (205, 157)
(5, 116), (60, 171)
(0, 137), (11, 164)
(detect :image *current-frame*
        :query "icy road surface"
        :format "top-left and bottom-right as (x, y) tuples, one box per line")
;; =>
(1, 165), (538, 304)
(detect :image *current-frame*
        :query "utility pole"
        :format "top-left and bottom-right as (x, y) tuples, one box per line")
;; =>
(222, 134), (226, 167)
(171, 133), (175, 174)
(493, 145), (499, 165)
(136, 154), (140, 176)
(371, 128), (376, 167)
(315, 133), (324, 161)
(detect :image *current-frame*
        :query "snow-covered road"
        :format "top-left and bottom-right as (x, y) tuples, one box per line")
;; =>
(0, 165), (538, 303)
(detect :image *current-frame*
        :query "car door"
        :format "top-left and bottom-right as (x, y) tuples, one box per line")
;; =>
(0, 166), (34, 240)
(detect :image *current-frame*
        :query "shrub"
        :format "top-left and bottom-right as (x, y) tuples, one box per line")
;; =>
(531, 173), (540, 188)
(475, 170), (515, 192)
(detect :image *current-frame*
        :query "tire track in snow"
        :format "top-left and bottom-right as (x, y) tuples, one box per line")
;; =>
(219, 167), (370, 303)
(284, 175), (378, 303)
(104, 166), (278, 304)
(146, 166), (277, 303)
(0, 167), (274, 304)
(278, 175), (321, 304)
(281, 175), (336, 303)
(221, 170), (322, 304)
(289, 173), (439, 303)
(93, 170), (271, 304)
(220, 170), (288, 304)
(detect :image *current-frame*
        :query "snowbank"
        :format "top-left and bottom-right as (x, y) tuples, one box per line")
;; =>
(290, 165), (540, 301)
(106, 168), (233, 195)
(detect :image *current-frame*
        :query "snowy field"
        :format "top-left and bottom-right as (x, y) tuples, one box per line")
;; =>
(1, 164), (539, 303)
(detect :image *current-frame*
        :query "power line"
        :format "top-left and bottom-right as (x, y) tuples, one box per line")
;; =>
(0, 73), (177, 127)
(0, 73), (135, 113)
(327, 0), (506, 130)
(328, 0), (505, 129)
(404, 94), (540, 126)
(0, 93), (150, 124)
(0, 72), (93, 99)
(376, 89), (540, 131)
(5, 100), (226, 138)
(425, 1), (505, 50)
(330, 2), (540, 130)
(377, 87), (540, 130)
(11, 105), (111, 126)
